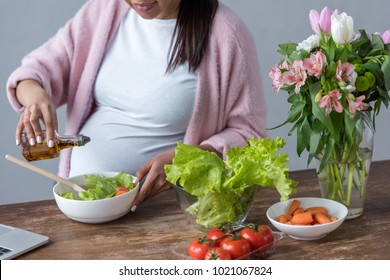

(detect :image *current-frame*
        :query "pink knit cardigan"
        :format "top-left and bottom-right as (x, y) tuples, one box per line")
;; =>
(7, 0), (267, 178)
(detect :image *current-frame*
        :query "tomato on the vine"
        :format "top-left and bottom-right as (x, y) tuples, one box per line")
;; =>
(204, 247), (231, 260)
(220, 235), (251, 259)
(187, 238), (211, 260)
(239, 224), (274, 251)
(205, 227), (227, 247)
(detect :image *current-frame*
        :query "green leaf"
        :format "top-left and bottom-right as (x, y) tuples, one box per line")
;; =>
(164, 143), (225, 196)
(357, 30), (373, 57)
(371, 34), (385, 50)
(321, 36), (336, 62)
(343, 113), (358, 144)
(267, 99), (305, 130)
(334, 47), (348, 63)
(364, 61), (384, 87)
(366, 48), (383, 57)
(385, 43), (390, 52)
(378, 87), (390, 107)
(381, 55), (390, 90)
(351, 35), (370, 53)
(277, 43), (298, 56)
(308, 121), (324, 166)
(317, 137), (335, 174)
(324, 61), (337, 80)
(373, 99), (383, 116)
(330, 112), (343, 146)
(290, 49), (309, 61)
(300, 117), (312, 144)
(310, 82), (334, 135)
(296, 117), (311, 156)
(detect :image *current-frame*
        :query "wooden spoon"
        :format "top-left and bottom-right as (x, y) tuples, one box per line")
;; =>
(5, 154), (85, 192)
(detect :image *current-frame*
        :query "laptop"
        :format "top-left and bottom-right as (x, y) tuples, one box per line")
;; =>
(0, 224), (49, 260)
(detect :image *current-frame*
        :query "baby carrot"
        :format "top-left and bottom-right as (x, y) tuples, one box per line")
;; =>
(276, 214), (289, 224)
(305, 207), (328, 216)
(290, 212), (313, 225)
(315, 212), (332, 224)
(293, 207), (304, 215)
(330, 216), (339, 222)
(287, 199), (301, 216)
(276, 199), (339, 226)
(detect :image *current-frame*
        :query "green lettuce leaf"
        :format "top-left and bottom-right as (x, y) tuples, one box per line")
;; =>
(165, 143), (226, 196)
(224, 137), (297, 201)
(61, 172), (135, 200)
(165, 137), (298, 228)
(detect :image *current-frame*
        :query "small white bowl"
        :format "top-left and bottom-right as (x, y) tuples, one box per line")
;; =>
(53, 172), (139, 224)
(266, 197), (348, 240)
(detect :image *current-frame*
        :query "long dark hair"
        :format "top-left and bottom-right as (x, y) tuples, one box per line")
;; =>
(167, 0), (219, 73)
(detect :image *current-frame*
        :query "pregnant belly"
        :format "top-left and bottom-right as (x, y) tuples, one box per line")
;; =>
(68, 109), (185, 177)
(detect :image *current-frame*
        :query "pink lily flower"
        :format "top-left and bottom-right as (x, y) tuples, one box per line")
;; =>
(318, 89), (343, 115)
(309, 6), (334, 35)
(282, 60), (307, 94)
(303, 50), (328, 78)
(347, 95), (370, 117)
(269, 64), (284, 92)
(335, 60), (357, 86)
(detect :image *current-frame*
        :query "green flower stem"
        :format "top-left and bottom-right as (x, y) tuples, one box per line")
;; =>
(339, 163), (346, 183)
(359, 159), (367, 197)
(346, 163), (356, 206)
(332, 149), (346, 202)
(329, 162), (344, 202)
(325, 163), (335, 199)
(321, 148), (368, 208)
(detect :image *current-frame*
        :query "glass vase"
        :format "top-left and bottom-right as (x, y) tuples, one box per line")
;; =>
(314, 116), (374, 219)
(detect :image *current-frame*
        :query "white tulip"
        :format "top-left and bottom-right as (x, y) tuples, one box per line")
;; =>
(331, 12), (355, 45)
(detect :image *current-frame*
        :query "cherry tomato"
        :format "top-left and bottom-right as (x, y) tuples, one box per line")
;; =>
(220, 235), (251, 259)
(187, 238), (211, 260)
(205, 227), (226, 247)
(204, 247), (231, 260)
(239, 224), (274, 251)
(114, 186), (129, 196)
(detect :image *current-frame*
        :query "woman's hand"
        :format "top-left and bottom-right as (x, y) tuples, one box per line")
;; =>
(131, 144), (221, 211)
(15, 79), (58, 147)
(132, 148), (176, 210)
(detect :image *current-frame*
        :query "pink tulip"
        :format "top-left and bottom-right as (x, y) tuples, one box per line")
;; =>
(318, 89), (343, 115)
(381, 30), (390, 44)
(309, 6), (334, 35)
(303, 50), (328, 78)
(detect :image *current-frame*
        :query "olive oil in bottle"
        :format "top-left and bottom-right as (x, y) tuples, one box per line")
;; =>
(21, 131), (91, 161)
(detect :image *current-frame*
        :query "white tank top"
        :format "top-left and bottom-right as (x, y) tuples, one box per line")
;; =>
(69, 10), (197, 177)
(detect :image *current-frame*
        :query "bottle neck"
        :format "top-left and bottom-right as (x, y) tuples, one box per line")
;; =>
(56, 133), (91, 146)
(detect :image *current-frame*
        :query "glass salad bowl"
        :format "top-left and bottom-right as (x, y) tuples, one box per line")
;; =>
(173, 184), (256, 230)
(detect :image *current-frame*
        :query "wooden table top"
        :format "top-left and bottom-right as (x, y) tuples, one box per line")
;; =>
(1, 160), (390, 260)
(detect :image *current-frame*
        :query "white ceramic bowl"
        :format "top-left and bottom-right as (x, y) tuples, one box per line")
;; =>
(53, 172), (139, 224)
(266, 197), (348, 240)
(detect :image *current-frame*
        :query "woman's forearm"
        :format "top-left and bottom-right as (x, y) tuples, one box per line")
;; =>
(16, 79), (47, 107)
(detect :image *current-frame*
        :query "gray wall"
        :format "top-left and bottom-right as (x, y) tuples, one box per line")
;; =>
(1, 0), (389, 205)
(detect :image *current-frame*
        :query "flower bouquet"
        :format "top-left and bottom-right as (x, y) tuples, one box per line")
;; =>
(269, 6), (390, 218)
